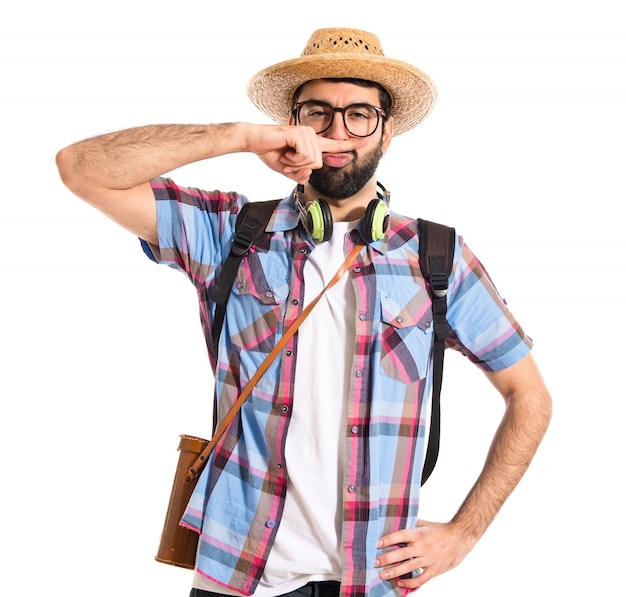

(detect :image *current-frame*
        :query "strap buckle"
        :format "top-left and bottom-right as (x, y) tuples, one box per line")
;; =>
(231, 227), (256, 257)
(429, 272), (449, 298)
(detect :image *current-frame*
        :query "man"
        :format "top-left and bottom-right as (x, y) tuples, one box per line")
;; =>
(56, 28), (551, 597)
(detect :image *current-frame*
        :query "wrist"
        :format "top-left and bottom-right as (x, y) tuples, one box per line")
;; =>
(236, 122), (262, 154)
(448, 513), (486, 544)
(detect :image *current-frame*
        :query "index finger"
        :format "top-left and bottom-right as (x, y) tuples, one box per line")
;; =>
(377, 528), (416, 550)
(318, 136), (369, 154)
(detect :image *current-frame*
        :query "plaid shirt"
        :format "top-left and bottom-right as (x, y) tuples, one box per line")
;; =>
(143, 177), (532, 597)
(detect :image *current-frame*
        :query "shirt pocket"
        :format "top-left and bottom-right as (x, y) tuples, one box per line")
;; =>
(229, 251), (290, 353)
(379, 285), (434, 383)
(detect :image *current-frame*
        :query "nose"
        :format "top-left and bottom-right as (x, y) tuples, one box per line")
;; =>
(324, 109), (350, 140)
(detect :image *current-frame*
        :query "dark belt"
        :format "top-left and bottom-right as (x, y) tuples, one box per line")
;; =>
(190, 580), (340, 597)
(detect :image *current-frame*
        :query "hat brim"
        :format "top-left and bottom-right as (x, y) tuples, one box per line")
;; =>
(247, 54), (437, 136)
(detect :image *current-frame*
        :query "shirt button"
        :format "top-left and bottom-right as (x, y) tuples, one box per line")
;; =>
(424, 321), (432, 328)
(299, 247), (308, 254)
(236, 282), (244, 290)
(281, 405), (290, 413)
(347, 485), (356, 493)
(285, 350), (293, 357)
(351, 426), (358, 434)
(277, 463), (283, 469)
(396, 315), (404, 324)
(355, 370), (363, 378)
(265, 520), (276, 528)
(291, 299), (299, 305)
(265, 291), (274, 299)
(353, 267), (361, 273)
(359, 313), (366, 321)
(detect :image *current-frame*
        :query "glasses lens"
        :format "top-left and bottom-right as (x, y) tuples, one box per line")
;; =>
(344, 104), (380, 137)
(297, 102), (380, 137)
(298, 102), (333, 133)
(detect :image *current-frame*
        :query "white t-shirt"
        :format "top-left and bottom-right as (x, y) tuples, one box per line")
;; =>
(193, 222), (356, 595)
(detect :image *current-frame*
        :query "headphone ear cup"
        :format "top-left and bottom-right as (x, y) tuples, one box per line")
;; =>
(306, 199), (333, 242)
(363, 198), (389, 242)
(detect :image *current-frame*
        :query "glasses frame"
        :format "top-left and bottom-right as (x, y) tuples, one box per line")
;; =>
(292, 101), (386, 138)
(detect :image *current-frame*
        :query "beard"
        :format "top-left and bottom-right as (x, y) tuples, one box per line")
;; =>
(309, 137), (384, 200)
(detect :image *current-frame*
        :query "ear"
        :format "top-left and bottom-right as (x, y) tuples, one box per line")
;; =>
(381, 116), (394, 154)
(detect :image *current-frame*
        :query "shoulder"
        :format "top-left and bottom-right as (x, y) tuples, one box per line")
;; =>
(384, 214), (420, 251)
(385, 213), (461, 256)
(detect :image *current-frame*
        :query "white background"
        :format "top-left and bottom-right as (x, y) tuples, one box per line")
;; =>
(1, 0), (624, 594)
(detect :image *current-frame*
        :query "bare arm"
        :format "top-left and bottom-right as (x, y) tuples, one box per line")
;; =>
(56, 122), (367, 243)
(449, 352), (552, 538)
(375, 352), (552, 589)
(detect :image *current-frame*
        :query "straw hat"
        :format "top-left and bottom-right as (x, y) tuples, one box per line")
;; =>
(247, 28), (437, 136)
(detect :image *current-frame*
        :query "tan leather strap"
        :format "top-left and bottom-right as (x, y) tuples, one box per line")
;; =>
(184, 240), (366, 484)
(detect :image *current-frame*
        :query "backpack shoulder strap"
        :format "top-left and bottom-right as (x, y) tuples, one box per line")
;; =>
(211, 199), (280, 355)
(417, 218), (456, 485)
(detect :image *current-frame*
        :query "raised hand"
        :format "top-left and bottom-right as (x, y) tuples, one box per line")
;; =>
(243, 124), (369, 183)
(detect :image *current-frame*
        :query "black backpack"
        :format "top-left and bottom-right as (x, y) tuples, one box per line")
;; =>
(210, 200), (455, 485)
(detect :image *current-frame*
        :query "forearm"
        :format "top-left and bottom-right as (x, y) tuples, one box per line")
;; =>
(56, 123), (244, 196)
(450, 385), (552, 540)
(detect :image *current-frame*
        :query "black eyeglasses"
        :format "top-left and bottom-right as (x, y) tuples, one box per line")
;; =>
(292, 100), (386, 138)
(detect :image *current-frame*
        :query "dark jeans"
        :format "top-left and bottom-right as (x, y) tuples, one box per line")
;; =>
(190, 581), (340, 597)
